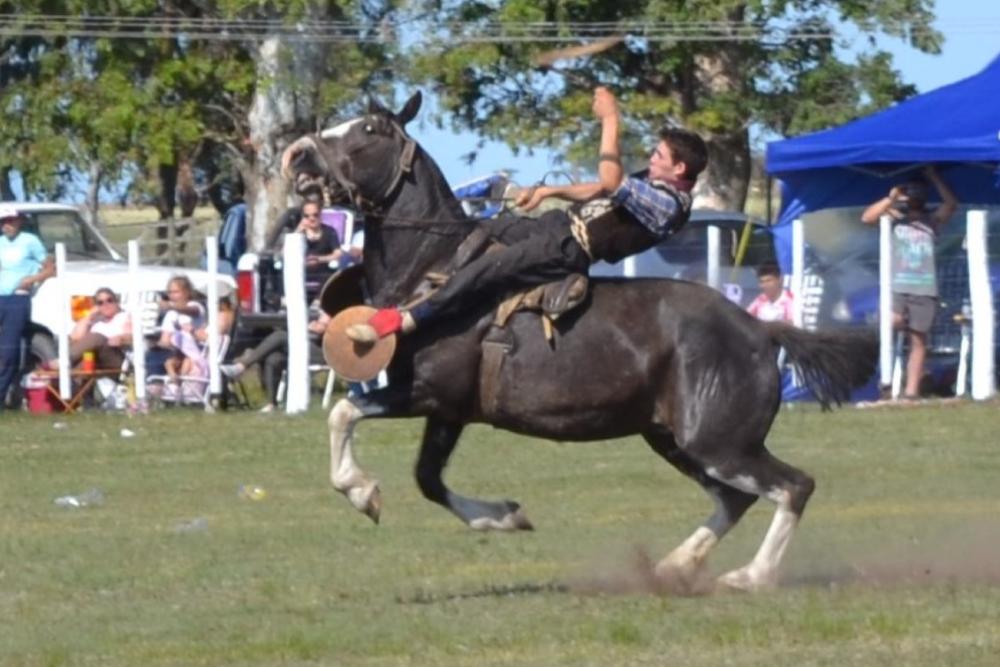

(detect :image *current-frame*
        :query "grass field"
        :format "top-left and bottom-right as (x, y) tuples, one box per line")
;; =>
(3, 399), (1000, 666)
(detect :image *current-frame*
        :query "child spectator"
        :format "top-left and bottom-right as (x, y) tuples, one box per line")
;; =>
(747, 263), (795, 324)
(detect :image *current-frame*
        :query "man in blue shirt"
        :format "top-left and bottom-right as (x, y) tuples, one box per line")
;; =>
(0, 204), (55, 409)
(347, 86), (709, 341)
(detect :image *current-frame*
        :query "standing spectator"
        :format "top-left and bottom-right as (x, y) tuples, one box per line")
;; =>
(0, 205), (55, 410)
(69, 287), (132, 369)
(861, 165), (958, 399)
(746, 263), (795, 324)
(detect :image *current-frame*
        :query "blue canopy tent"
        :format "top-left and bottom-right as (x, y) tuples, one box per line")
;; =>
(767, 53), (1000, 272)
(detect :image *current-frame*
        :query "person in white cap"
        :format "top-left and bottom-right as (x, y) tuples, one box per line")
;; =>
(0, 204), (55, 410)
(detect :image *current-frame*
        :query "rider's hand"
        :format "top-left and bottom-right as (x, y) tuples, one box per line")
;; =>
(515, 186), (548, 211)
(592, 87), (618, 121)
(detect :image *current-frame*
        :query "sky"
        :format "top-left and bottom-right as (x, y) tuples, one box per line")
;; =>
(405, 0), (1000, 189)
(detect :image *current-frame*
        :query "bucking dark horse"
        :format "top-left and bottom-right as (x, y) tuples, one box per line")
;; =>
(282, 92), (877, 593)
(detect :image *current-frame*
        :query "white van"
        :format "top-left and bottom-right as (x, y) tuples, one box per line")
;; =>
(8, 202), (234, 364)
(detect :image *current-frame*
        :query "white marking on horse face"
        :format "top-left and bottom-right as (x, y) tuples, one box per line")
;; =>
(320, 118), (363, 140)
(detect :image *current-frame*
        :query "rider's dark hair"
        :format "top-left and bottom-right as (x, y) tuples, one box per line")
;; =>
(657, 127), (708, 180)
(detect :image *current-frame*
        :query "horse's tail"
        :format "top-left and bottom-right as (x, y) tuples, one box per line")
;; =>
(766, 324), (879, 410)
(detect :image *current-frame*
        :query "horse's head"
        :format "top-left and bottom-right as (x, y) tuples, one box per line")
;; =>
(282, 92), (423, 211)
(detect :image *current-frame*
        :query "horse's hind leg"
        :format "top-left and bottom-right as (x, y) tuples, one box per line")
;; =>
(705, 449), (815, 592)
(643, 429), (758, 594)
(416, 416), (533, 531)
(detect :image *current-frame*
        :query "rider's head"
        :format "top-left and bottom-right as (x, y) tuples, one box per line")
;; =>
(649, 127), (708, 184)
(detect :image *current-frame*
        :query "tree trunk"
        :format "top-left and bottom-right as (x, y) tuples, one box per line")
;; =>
(690, 13), (751, 211)
(245, 32), (327, 252)
(695, 130), (751, 211)
(0, 167), (14, 200)
(177, 156), (198, 217)
(85, 160), (103, 231)
(246, 38), (293, 251)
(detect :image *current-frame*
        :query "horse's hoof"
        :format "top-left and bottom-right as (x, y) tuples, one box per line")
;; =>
(346, 323), (378, 344)
(653, 561), (703, 596)
(346, 482), (382, 524)
(468, 506), (534, 531)
(508, 507), (534, 531)
(716, 566), (773, 593)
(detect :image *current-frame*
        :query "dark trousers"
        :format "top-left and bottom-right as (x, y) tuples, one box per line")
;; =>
(421, 210), (590, 323)
(0, 294), (31, 407)
(240, 329), (323, 403)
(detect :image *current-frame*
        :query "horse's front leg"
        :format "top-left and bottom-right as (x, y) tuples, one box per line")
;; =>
(327, 387), (411, 523)
(416, 416), (533, 531)
(327, 399), (382, 522)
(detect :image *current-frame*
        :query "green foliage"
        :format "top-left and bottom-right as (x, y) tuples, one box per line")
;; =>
(0, 0), (395, 205)
(404, 0), (941, 205)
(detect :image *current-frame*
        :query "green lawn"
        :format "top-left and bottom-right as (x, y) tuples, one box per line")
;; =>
(2, 399), (999, 666)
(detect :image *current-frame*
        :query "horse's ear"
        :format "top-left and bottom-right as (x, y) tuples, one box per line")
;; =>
(367, 95), (388, 115)
(395, 91), (422, 127)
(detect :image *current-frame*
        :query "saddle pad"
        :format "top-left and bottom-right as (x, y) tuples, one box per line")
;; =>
(322, 306), (397, 382)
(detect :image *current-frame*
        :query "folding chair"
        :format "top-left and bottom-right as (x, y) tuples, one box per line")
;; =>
(275, 364), (337, 409)
(147, 334), (232, 409)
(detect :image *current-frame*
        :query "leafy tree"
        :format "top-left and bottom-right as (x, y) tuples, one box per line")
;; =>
(1, 1), (397, 249)
(404, 0), (941, 210)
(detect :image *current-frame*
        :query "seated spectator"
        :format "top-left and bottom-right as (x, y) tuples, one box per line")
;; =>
(221, 311), (330, 413)
(300, 200), (344, 297)
(746, 263), (795, 324)
(157, 275), (208, 385)
(193, 296), (236, 346)
(68, 288), (132, 370)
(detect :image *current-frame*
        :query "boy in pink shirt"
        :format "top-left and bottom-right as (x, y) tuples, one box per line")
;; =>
(746, 263), (794, 324)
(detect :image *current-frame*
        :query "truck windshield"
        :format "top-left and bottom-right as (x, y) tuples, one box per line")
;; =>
(27, 211), (117, 261)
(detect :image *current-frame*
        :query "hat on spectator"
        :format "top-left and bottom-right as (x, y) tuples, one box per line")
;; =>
(0, 203), (22, 221)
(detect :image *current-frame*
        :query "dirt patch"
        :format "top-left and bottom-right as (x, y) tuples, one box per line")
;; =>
(786, 520), (1000, 588)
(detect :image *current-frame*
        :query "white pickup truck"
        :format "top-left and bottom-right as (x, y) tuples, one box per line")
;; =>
(9, 202), (235, 366)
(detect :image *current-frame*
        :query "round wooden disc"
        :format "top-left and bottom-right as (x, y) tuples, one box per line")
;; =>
(323, 305), (397, 382)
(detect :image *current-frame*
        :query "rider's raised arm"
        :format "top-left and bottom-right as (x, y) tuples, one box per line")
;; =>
(593, 87), (624, 193)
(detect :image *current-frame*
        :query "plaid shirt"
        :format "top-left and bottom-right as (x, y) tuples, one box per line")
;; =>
(609, 177), (691, 238)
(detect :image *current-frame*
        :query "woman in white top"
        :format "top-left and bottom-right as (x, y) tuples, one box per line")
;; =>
(69, 287), (132, 369)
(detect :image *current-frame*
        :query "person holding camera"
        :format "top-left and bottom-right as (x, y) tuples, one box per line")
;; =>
(861, 165), (958, 399)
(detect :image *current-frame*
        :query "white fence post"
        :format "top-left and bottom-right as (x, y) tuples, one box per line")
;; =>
(205, 236), (221, 402)
(127, 241), (147, 404)
(966, 210), (996, 400)
(55, 243), (71, 400)
(791, 218), (805, 329)
(283, 233), (309, 414)
(706, 225), (720, 291)
(878, 215), (894, 389)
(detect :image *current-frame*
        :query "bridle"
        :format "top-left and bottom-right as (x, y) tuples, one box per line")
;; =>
(323, 116), (418, 217)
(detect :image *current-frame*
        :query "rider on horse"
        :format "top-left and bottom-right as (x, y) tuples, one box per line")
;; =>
(346, 86), (709, 342)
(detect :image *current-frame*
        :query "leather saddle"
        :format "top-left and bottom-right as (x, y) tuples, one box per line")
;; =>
(429, 224), (590, 334)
